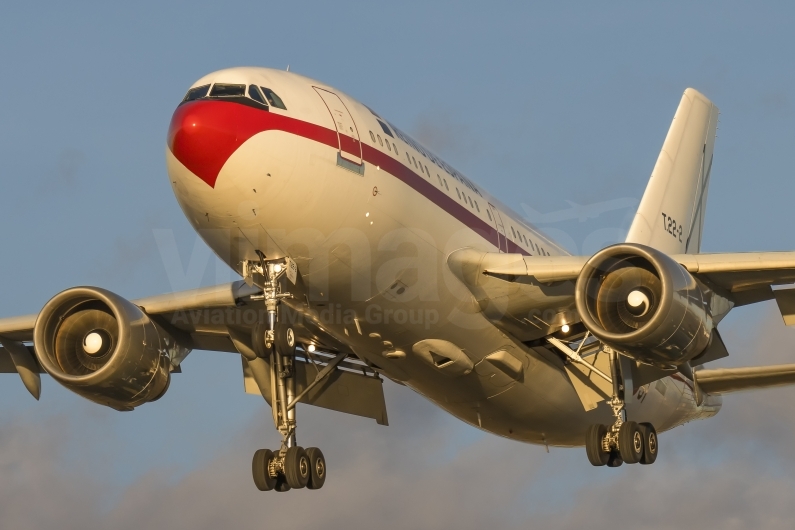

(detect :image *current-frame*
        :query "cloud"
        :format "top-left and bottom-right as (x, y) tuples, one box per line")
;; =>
(3, 306), (795, 529)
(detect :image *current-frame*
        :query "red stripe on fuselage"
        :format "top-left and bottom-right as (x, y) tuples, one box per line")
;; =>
(168, 100), (527, 255)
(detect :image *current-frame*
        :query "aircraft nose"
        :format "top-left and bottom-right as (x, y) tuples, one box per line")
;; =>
(167, 100), (266, 188)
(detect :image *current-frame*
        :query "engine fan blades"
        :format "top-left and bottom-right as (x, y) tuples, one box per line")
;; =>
(595, 266), (661, 333)
(54, 305), (119, 375)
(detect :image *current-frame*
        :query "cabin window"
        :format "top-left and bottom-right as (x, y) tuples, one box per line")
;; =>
(475, 201), (480, 212)
(425, 166), (431, 178)
(260, 87), (287, 109)
(487, 209), (492, 221)
(511, 226), (516, 238)
(393, 143), (399, 155)
(437, 175), (443, 186)
(378, 120), (394, 137)
(183, 84), (210, 102)
(444, 179), (449, 191)
(377, 134), (383, 146)
(385, 141), (392, 152)
(370, 131), (376, 142)
(456, 188), (461, 199)
(468, 197), (474, 208)
(210, 83), (246, 97)
(248, 85), (266, 105)
(407, 153), (412, 164)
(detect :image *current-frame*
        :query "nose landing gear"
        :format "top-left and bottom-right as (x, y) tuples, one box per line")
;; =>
(245, 257), (329, 492)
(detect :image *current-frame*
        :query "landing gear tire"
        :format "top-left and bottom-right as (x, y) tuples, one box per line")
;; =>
(306, 447), (327, 490)
(274, 474), (292, 493)
(284, 446), (311, 489)
(638, 422), (658, 465)
(606, 451), (623, 467)
(252, 449), (277, 491)
(275, 323), (296, 357)
(618, 421), (644, 464)
(585, 424), (610, 466)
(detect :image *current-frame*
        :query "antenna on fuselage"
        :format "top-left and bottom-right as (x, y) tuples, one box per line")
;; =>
(286, 64), (290, 72)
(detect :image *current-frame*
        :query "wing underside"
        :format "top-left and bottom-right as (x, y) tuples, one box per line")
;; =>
(0, 281), (387, 423)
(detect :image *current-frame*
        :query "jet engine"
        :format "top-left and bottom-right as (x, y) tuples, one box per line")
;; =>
(574, 243), (713, 367)
(33, 287), (182, 410)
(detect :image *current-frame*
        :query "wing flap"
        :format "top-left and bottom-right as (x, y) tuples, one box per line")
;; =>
(241, 355), (388, 425)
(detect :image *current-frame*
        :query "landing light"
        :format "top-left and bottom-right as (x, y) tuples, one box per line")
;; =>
(307, 344), (316, 352)
(561, 324), (570, 334)
(274, 264), (283, 273)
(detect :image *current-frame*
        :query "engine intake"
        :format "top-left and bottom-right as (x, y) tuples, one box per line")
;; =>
(575, 244), (712, 367)
(33, 287), (183, 410)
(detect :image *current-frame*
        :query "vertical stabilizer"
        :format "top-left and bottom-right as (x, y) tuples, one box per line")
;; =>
(625, 89), (719, 254)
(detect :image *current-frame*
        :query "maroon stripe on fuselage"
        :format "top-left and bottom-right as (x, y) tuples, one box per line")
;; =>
(170, 100), (528, 255)
(359, 142), (526, 255)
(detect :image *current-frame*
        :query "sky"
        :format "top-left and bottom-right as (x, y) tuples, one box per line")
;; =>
(2, 1), (795, 527)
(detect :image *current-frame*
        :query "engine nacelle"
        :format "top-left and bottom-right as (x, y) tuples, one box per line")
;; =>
(575, 243), (713, 367)
(33, 287), (181, 410)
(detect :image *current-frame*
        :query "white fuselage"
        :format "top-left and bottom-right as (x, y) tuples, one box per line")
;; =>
(166, 67), (720, 446)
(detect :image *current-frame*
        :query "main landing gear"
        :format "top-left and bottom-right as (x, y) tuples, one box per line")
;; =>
(584, 347), (659, 467)
(246, 257), (328, 492)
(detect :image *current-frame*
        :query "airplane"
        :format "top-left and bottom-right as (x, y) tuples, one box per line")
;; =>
(3, 67), (795, 492)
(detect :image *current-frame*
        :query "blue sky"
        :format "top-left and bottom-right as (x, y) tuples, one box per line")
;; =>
(2, 1), (795, 528)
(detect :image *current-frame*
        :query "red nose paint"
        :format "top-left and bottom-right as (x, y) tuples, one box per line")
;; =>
(167, 100), (271, 188)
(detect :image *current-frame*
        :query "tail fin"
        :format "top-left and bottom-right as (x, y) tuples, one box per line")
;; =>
(625, 88), (719, 254)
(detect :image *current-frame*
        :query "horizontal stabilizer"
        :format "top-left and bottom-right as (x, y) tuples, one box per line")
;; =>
(696, 363), (795, 395)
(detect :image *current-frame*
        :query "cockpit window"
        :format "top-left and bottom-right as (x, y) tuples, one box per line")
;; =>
(260, 87), (287, 110)
(209, 83), (246, 97)
(248, 85), (266, 105)
(183, 84), (210, 102)
(378, 120), (394, 138)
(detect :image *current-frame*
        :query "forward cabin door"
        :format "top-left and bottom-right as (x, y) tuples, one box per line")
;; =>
(488, 203), (508, 252)
(313, 87), (363, 165)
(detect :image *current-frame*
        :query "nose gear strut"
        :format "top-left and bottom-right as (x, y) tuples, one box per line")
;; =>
(245, 257), (328, 491)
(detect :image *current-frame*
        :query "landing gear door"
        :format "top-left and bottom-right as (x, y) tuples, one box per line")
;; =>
(488, 203), (508, 252)
(313, 87), (363, 165)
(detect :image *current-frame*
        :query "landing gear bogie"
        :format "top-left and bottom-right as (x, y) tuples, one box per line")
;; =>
(582, 347), (660, 467)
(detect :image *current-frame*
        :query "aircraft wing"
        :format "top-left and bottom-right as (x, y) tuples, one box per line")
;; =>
(451, 248), (795, 316)
(0, 281), (388, 423)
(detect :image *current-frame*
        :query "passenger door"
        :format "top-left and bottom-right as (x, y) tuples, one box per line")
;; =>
(488, 203), (508, 252)
(313, 87), (363, 165)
